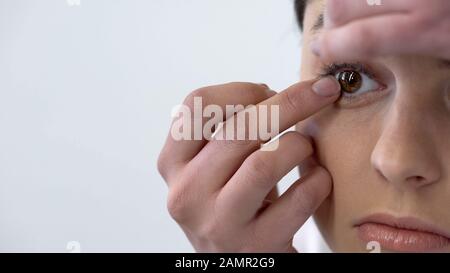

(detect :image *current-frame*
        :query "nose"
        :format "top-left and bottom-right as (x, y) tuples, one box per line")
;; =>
(371, 104), (441, 189)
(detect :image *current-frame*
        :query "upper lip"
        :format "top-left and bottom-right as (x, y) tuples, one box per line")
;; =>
(354, 213), (450, 240)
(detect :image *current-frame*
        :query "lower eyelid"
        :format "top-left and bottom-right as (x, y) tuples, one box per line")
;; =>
(337, 86), (389, 109)
(317, 62), (390, 108)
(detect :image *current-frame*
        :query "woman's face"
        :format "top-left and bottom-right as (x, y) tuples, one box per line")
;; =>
(297, 0), (450, 252)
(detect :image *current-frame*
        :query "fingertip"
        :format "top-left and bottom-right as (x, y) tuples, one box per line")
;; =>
(309, 166), (333, 196)
(312, 76), (341, 97)
(258, 83), (278, 97)
(266, 90), (278, 97)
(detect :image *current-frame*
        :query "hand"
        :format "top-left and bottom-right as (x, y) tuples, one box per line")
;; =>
(312, 0), (450, 61)
(157, 77), (341, 252)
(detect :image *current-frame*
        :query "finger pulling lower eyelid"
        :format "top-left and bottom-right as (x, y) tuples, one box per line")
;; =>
(312, 76), (341, 97)
(313, 62), (391, 108)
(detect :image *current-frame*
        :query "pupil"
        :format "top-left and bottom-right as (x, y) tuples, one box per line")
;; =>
(337, 71), (362, 93)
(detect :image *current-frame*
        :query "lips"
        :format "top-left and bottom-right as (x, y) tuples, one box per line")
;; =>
(355, 214), (450, 252)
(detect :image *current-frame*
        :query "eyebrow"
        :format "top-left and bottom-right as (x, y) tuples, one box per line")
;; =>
(311, 13), (324, 33)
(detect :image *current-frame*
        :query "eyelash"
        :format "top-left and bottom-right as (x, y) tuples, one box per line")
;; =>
(318, 62), (387, 107)
(319, 62), (373, 79)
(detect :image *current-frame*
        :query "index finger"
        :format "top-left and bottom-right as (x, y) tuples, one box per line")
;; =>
(257, 76), (341, 137)
(324, 0), (408, 29)
(189, 76), (341, 192)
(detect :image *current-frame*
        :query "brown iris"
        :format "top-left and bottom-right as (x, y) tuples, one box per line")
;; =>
(337, 71), (362, 94)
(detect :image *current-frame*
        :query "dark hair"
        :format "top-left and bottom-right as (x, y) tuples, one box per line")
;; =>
(294, 0), (306, 30)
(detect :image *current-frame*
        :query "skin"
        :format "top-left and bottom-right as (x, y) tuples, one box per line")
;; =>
(158, 0), (450, 252)
(158, 78), (341, 252)
(300, 0), (450, 252)
(312, 0), (450, 62)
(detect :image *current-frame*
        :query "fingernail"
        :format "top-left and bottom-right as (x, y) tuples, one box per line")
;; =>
(259, 83), (278, 96)
(310, 38), (321, 57)
(312, 76), (341, 97)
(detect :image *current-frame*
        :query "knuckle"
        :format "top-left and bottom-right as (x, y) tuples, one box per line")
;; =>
(241, 231), (266, 252)
(166, 186), (191, 222)
(201, 221), (223, 244)
(292, 183), (317, 217)
(280, 89), (304, 113)
(244, 152), (275, 184)
(215, 137), (254, 150)
(198, 211), (229, 246)
(249, 152), (270, 172)
(157, 152), (169, 180)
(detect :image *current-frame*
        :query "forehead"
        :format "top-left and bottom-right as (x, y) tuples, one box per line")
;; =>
(301, 1), (450, 70)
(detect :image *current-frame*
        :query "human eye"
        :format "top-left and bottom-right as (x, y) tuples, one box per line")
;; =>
(320, 63), (388, 108)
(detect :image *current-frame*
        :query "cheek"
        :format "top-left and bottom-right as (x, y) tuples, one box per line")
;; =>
(297, 108), (383, 246)
(298, 107), (375, 182)
(309, 115), (373, 207)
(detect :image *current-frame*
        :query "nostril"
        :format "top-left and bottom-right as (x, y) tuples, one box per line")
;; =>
(407, 175), (427, 185)
(375, 169), (387, 181)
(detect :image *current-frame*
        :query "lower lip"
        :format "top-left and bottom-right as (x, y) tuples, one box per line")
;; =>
(357, 223), (450, 252)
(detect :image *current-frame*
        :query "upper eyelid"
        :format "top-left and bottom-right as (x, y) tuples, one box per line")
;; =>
(319, 62), (376, 79)
(317, 63), (390, 108)
(321, 63), (362, 75)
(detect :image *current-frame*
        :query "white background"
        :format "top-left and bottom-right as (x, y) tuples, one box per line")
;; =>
(0, 0), (328, 252)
